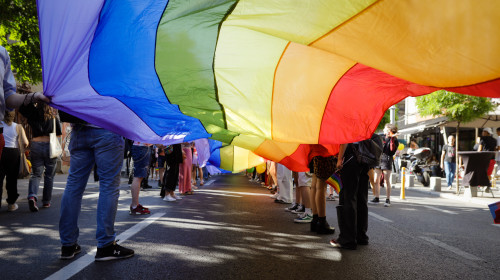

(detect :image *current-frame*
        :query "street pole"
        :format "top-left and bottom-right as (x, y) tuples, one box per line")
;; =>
(390, 105), (396, 124)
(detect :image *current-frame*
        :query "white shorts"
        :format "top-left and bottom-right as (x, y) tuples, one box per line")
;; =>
(298, 172), (312, 187)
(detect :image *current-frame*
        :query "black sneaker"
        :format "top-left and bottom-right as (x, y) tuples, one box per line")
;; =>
(285, 203), (299, 212)
(291, 204), (305, 214)
(368, 197), (379, 204)
(61, 244), (81, 260)
(384, 199), (391, 207)
(95, 241), (134, 261)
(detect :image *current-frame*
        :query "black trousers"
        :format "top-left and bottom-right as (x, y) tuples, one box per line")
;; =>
(337, 152), (369, 248)
(0, 147), (20, 205)
(161, 162), (180, 196)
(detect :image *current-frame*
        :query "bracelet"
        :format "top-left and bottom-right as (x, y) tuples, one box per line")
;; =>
(23, 94), (29, 105)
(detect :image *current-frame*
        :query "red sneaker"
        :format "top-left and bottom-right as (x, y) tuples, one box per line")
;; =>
(129, 204), (151, 215)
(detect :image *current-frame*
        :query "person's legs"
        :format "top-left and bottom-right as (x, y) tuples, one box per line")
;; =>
(383, 169), (392, 199)
(42, 154), (57, 205)
(93, 129), (124, 247)
(59, 127), (95, 247)
(356, 167), (369, 244)
(130, 145), (150, 208)
(444, 161), (456, 187)
(336, 159), (360, 249)
(5, 148), (20, 205)
(309, 175), (317, 210)
(370, 168), (382, 203)
(315, 179), (327, 216)
(27, 142), (44, 201)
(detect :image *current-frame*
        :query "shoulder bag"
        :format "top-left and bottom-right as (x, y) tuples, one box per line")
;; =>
(49, 118), (63, 158)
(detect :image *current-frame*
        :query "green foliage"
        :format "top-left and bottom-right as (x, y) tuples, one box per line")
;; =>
(0, 0), (41, 85)
(415, 90), (495, 123)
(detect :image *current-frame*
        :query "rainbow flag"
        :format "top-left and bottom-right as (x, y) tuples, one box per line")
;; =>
(326, 173), (343, 195)
(488, 201), (500, 224)
(37, 0), (500, 171)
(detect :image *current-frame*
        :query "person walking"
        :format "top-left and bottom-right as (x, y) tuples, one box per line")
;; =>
(0, 111), (28, 211)
(370, 124), (398, 207)
(19, 102), (62, 211)
(440, 135), (457, 190)
(58, 111), (134, 261)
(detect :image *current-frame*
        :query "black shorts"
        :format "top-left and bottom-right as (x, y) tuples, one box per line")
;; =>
(377, 154), (393, 171)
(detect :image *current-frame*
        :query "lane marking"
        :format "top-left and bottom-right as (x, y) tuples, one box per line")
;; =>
(493, 224), (500, 228)
(44, 212), (165, 280)
(423, 205), (458, 215)
(419, 236), (483, 261)
(204, 180), (215, 186)
(368, 212), (393, 223)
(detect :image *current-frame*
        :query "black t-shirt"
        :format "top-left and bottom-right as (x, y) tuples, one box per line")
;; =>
(480, 136), (497, 151)
(442, 144), (456, 163)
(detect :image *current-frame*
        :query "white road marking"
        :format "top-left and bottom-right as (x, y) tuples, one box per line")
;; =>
(423, 205), (458, 215)
(419, 236), (483, 261)
(44, 212), (165, 280)
(368, 212), (393, 223)
(204, 179), (215, 186)
(493, 224), (500, 228)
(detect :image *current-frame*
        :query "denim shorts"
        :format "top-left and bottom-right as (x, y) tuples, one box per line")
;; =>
(157, 155), (166, 168)
(131, 145), (150, 178)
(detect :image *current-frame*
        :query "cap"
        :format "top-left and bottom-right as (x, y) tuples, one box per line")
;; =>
(483, 127), (493, 135)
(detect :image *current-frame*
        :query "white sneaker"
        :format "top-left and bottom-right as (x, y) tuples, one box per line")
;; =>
(270, 193), (278, 199)
(172, 194), (182, 200)
(446, 186), (453, 190)
(7, 203), (18, 212)
(163, 196), (176, 202)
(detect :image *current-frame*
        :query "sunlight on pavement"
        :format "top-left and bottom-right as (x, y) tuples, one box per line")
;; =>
(195, 189), (271, 197)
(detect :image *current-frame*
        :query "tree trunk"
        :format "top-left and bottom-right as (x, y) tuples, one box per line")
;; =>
(455, 123), (460, 194)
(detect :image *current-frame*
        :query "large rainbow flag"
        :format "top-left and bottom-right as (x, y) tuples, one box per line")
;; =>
(36, 0), (500, 171)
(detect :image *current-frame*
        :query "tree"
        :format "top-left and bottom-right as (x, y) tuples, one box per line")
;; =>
(416, 90), (495, 193)
(0, 0), (41, 88)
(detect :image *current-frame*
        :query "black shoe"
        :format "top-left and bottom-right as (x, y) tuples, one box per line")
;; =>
(317, 220), (335, 235)
(274, 199), (291, 204)
(61, 244), (82, 260)
(368, 197), (379, 204)
(357, 240), (369, 245)
(330, 239), (356, 250)
(310, 215), (319, 232)
(95, 241), (134, 261)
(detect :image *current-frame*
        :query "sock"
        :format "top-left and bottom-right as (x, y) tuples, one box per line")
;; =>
(318, 216), (326, 223)
(305, 208), (312, 215)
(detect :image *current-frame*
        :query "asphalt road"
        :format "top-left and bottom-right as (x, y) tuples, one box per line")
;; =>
(0, 174), (498, 280)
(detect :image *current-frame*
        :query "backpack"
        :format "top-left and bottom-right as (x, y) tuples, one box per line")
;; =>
(351, 134), (383, 168)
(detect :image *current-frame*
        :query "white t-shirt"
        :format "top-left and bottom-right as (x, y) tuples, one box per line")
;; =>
(1, 121), (19, 148)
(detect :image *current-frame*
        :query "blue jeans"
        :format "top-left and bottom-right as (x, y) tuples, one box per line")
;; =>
(59, 126), (124, 248)
(444, 161), (456, 187)
(28, 142), (57, 204)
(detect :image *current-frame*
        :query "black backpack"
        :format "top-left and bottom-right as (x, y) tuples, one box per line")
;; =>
(351, 134), (383, 168)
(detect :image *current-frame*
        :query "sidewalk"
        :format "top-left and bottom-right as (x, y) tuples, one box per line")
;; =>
(390, 174), (499, 207)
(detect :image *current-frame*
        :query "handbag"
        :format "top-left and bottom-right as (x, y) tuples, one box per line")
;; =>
(49, 118), (63, 159)
(16, 124), (30, 178)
